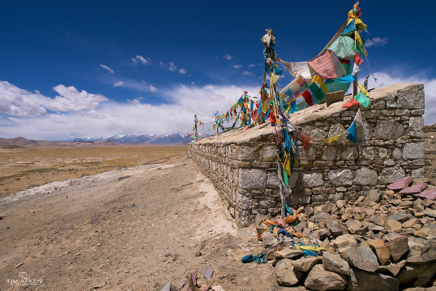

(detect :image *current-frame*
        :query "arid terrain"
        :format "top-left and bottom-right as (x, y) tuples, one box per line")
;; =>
(0, 129), (435, 291)
(0, 145), (277, 291)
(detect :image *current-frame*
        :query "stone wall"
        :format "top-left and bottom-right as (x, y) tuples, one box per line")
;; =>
(189, 83), (425, 226)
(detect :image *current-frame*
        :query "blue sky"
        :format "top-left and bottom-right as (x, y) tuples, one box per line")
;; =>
(0, 1), (435, 140)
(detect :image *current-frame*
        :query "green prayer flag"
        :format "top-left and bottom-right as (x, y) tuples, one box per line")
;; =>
(354, 92), (370, 108)
(308, 82), (326, 103)
(282, 168), (289, 187)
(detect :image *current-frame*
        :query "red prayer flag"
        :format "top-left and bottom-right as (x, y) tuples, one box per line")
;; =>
(342, 98), (360, 108)
(308, 50), (337, 81)
(302, 89), (313, 106)
(354, 52), (363, 66)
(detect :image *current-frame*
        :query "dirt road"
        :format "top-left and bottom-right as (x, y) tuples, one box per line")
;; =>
(0, 155), (281, 291)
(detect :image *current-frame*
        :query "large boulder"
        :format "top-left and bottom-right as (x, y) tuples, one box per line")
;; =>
(304, 264), (346, 291)
(322, 252), (350, 275)
(292, 256), (319, 273)
(351, 268), (399, 291)
(275, 259), (303, 287)
(343, 245), (379, 272)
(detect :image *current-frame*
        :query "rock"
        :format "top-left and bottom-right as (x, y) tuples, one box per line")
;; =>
(293, 257), (319, 273)
(362, 190), (382, 207)
(403, 142), (425, 160)
(304, 264), (346, 291)
(329, 226), (343, 237)
(336, 200), (346, 209)
(160, 281), (172, 291)
(239, 169), (267, 190)
(377, 260), (406, 277)
(343, 245), (379, 272)
(309, 212), (331, 223)
(388, 212), (410, 223)
(407, 236), (436, 263)
(398, 261), (436, 287)
(402, 218), (417, 228)
(352, 268), (399, 291)
(313, 228), (331, 240)
(413, 188), (436, 200)
(331, 234), (358, 252)
(262, 231), (277, 248)
(385, 220), (402, 232)
(275, 249), (304, 260)
(322, 252), (350, 275)
(368, 239), (390, 265)
(380, 167), (407, 185)
(376, 120), (405, 140)
(399, 183), (428, 195)
(328, 169), (354, 186)
(211, 286), (225, 291)
(302, 172), (324, 188)
(346, 220), (362, 234)
(386, 235), (410, 262)
(424, 209), (436, 218)
(354, 168), (378, 186)
(387, 176), (413, 191)
(255, 213), (265, 227)
(275, 259), (303, 287)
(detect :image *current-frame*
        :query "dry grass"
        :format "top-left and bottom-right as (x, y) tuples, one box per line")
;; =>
(0, 145), (188, 198)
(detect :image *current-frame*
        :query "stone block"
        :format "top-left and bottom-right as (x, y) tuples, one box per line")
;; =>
(341, 146), (358, 160)
(397, 87), (425, 109)
(403, 142), (424, 159)
(301, 125), (327, 139)
(302, 172), (324, 188)
(409, 116), (424, 137)
(259, 146), (277, 162)
(376, 120), (405, 140)
(354, 167), (378, 186)
(266, 172), (280, 188)
(236, 145), (256, 161)
(328, 169), (354, 186)
(239, 169), (267, 190)
(322, 146), (337, 161)
(379, 166), (406, 184)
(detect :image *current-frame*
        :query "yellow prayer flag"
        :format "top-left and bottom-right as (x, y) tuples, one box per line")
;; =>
(325, 134), (342, 145)
(271, 73), (279, 85)
(358, 82), (369, 97)
(355, 31), (364, 48)
(313, 75), (329, 94)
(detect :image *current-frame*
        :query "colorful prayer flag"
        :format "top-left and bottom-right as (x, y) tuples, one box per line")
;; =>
(347, 121), (357, 142)
(354, 92), (370, 108)
(307, 50), (337, 81)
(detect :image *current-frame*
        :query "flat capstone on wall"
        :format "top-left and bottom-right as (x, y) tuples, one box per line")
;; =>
(189, 83), (425, 227)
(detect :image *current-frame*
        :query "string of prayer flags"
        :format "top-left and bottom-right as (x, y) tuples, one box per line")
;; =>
(354, 93), (370, 107)
(307, 50), (337, 81)
(338, 73), (357, 83)
(312, 75), (329, 94)
(300, 132), (313, 150)
(354, 52), (363, 66)
(332, 53), (347, 78)
(341, 19), (355, 35)
(301, 89), (313, 106)
(358, 82), (369, 97)
(325, 134), (342, 145)
(342, 98), (360, 108)
(354, 108), (364, 126)
(346, 120), (357, 143)
(308, 82), (326, 104)
(352, 63), (360, 75)
(283, 61), (312, 79)
(329, 36), (355, 60)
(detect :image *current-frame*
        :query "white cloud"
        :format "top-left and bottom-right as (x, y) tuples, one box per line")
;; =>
(360, 72), (436, 125)
(128, 97), (143, 105)
(248, 64), (255, 68)
(233, 65), (242, 69)
(0, 82), (259, 140)
(178, 68), (188, 74)
(149, 85), (157, 92)
(113, 81), (123, 87)
(191, 81), (195, 85)
(100, 64), (114, 74)
(168, 62), (177, 72)
(131, 58), (137, 63)
(242, 71), (253, 76)
(223, 54), (233, 60)
(365, 37), (388, 48)
(0, 81), (108, 118)
(160, 61), (177, 72)
(134, 55), (149, 65)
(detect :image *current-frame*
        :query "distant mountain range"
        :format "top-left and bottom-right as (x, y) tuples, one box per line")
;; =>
(0, 132), (206, 148)
(73, 132), (204, 145)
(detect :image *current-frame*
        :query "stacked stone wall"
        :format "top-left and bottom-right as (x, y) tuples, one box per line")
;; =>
(189, 83), (425, 226)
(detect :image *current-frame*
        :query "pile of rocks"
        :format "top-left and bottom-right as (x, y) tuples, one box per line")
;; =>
(259, 177), (436, 290)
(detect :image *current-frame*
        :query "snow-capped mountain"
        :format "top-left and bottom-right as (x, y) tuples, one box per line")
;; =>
(73, 132), (206, 145)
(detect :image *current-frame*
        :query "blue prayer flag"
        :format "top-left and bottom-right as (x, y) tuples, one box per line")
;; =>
(347, 121), (357, 143)
(342, 19), (355, 35)
(338, 74), (357, 83)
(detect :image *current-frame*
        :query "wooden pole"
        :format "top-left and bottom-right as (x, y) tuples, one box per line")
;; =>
(353, 73), (358, 97)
